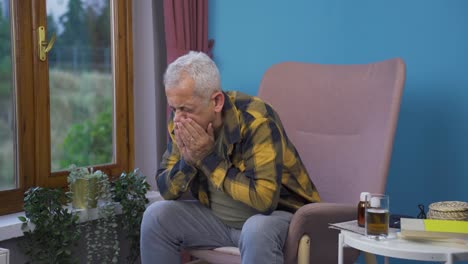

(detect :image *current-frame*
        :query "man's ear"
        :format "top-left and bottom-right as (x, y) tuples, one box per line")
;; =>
(212, 92), (224, 113)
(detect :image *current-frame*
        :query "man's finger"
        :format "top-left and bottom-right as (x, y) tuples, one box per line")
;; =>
(184, 118), (205, 137)
(207, 123), (214, 139)
(177, 122), (192, 146)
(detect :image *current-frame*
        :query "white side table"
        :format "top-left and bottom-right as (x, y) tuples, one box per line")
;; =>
(338, 230), (468, 264)
(0, 248), (9, 264)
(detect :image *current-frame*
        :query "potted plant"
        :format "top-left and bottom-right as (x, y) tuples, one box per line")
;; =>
(67, 165), (103, 209)
(86, 168), (120, 264)
(67, 165), (120, 262)
(18, 187), (80, 264)
(113, 169), (150, 263)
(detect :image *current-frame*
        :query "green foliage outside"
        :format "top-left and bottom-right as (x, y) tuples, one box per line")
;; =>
(0, 2), (14, 190)
(48, 0), (114, 171)
(50, 0), (111, 71)
(0, 3), (12, 97)
(60, 0), (88, 46)
(59, 105), (113, 169)
(0, 52), (11, 97)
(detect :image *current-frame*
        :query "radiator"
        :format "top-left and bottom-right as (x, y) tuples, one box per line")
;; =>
(0, 248), (9, 264)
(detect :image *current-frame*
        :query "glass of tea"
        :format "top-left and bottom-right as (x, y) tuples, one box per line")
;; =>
(365, 194), (389, 239)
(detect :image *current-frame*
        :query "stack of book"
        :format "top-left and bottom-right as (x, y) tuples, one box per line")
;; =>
(400, 218), (468, 244)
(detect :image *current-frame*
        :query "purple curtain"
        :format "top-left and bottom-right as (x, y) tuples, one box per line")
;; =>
(163, 0), (214, 64)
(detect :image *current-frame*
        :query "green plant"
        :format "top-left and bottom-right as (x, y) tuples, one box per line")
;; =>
(68, 165), (120, 263)
(67, 164), (103, 184)
(68, 165), (105, 209)
(18, 187), (80, 264)
(113, 169), (150, 264)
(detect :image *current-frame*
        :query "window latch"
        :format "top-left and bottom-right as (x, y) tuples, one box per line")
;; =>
(38, 26), (56, 61)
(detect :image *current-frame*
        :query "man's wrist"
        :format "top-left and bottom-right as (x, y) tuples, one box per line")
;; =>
(180, 158), (197, 173)
(196, 151), (226, 188)
(194, 148), (215, 168)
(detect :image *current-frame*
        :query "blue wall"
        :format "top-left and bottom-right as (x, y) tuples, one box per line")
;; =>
(209, 0), (468, 222)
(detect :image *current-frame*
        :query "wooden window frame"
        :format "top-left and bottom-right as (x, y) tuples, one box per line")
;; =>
(0, 0), (134, 215)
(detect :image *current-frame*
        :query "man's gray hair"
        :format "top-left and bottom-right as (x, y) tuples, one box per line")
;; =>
(164, 51), (221, 99)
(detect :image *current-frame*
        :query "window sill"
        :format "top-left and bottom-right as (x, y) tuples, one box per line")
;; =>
(0, 191), (162, 242)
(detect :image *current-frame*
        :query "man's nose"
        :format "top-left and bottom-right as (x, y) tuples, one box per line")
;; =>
(173, 110), (186, 122)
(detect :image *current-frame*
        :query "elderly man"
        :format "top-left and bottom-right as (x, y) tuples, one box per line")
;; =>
(141, 51), (320, 264)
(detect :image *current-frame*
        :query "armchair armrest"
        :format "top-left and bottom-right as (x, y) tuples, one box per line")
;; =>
(283, 202), (360, 264)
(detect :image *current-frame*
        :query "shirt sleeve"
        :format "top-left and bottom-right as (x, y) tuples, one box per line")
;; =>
(156, 133), (198, 200)
(196, 118), (283, 214)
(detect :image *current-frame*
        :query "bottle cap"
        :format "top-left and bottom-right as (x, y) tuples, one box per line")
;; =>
(360, 192), (370, 201)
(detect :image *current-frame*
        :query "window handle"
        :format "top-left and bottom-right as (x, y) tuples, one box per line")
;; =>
(38, 26), (56, 61)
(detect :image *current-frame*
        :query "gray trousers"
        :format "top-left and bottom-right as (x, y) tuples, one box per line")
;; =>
(140, 200), (292, 264)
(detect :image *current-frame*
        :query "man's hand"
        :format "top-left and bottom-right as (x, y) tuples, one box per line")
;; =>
(174, 118), (215, 165)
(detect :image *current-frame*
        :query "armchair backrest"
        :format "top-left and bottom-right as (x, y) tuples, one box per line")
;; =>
(258, 59), (406, 204)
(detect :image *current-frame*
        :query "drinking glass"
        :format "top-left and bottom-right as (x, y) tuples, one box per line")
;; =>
(365, 194), (389, 239)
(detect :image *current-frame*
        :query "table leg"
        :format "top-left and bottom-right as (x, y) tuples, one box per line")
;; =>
(364, 252), (378, 264)
(445, 253), (453, 264)
(384, 256), (389, 264)
(338, 233), (344, 264)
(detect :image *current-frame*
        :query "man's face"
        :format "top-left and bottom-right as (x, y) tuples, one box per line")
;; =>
(166, 76), (216, 132)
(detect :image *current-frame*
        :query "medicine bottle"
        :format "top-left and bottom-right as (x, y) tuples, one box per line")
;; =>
(357, 192), (370, 227)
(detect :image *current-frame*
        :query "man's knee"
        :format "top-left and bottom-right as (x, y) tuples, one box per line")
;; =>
(142, 200), (176, 230)
(244, 211), (291, 231)
(240, 212), (292, 245)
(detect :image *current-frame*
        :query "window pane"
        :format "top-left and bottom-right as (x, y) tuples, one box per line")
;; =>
(47, 0), (114, 171)
(0, 0), (16, 191)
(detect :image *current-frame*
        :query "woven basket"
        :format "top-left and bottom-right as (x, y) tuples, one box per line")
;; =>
(427, 201), (468, 221)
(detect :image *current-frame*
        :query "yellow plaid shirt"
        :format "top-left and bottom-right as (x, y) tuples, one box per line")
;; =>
(156, 91), (320, 214)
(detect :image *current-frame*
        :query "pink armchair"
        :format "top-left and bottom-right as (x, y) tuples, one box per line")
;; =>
(188, 58), (406, 264)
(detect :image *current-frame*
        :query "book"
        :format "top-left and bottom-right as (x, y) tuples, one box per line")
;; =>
(400, 218), (468, 241)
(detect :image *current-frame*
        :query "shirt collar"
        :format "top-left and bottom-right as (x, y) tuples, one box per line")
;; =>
(221, 91), (241, 145)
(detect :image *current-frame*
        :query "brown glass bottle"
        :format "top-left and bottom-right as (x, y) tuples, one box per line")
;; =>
(357, 192), (370, 227)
